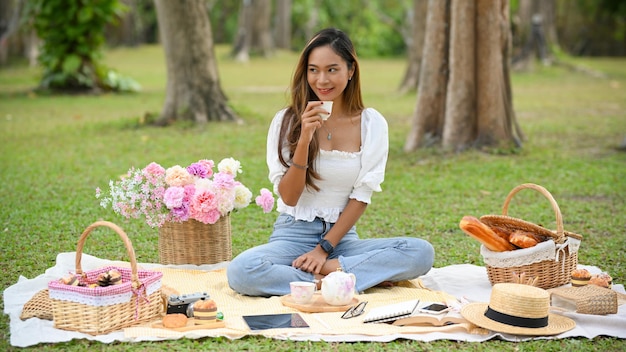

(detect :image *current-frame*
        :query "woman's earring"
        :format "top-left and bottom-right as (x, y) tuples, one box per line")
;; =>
(349, 76), (352, 81)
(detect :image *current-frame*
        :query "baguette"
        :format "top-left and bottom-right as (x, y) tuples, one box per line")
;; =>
(459, 216), (516, 252)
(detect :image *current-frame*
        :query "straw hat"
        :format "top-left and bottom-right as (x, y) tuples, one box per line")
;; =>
(461, 283), (576, 336)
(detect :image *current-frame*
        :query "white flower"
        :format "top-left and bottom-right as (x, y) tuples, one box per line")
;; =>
(217, 157), (242, 175)
(233, 184), (253, 209)
(194, 178), (213, 190)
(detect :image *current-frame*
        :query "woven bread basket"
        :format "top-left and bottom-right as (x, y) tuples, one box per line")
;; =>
(550, 285), (618, 315)
(158, 215), (232, 265)
(48, 221), (163, 335)
(20, 289), (53, 321)
(479, 183), (583, 289)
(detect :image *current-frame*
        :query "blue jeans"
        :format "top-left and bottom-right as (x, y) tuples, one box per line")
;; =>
(227, 213), (435, 296)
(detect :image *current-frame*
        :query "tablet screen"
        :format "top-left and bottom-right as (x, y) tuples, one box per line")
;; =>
(242, 313), (309, 330)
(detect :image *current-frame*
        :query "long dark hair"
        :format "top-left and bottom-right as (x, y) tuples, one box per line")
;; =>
(278, 28), (364, 191)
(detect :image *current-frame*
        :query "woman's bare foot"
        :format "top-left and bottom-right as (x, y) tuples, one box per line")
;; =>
(320, 259), (341, 275)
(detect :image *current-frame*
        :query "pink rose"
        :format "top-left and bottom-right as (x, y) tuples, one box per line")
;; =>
(163, 186), (185, 208)
(255, 188), (275, 213)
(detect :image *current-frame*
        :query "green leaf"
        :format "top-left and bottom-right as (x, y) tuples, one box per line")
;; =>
(62, 55), (82, 74)
(77, 6), (93, 23)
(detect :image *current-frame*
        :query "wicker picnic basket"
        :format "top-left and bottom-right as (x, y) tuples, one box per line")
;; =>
(158, 215), (232, 265)
(479, 183), (583, 289)
(550, 285), (618, 315)
(48, 221), (163, 335)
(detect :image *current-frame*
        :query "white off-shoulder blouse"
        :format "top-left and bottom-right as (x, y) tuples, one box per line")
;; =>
(266, 107), (389, 223)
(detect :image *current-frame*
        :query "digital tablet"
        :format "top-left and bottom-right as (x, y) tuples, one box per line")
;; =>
(242, 313), (309, 330)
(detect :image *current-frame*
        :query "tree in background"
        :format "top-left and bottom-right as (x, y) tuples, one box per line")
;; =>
(232, 0), (274, 62)
(24, 0), (139, 93)
(153, 0), (238, 124)
(557, 0), (626, 57)
(405, 0), (523, 152)
(274, 0), (292, 49)
(512, 0), (558, 69)
(398, 0), (427, 93)
(105, 0), (159, 47)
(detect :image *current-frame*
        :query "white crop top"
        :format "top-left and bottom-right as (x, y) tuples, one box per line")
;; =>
(266, 107), (389, 223)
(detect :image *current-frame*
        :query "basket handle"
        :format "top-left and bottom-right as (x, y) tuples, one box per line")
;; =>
(501, 183), (565, 242)
(74, 221), (139, 286)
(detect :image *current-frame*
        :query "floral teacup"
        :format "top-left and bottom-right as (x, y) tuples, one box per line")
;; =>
(290, 281), (316, 304)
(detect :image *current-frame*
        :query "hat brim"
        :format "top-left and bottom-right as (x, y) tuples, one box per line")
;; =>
(461, 302), (576, 336)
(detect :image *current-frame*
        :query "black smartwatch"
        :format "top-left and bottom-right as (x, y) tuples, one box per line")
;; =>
(319, 239), (335, 255)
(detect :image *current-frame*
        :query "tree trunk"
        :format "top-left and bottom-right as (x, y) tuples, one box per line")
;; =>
(404, 0), (522, 152)
(475, 0), (519, 147)
(398, 0), (428, 94)
(154, 0), (238, 124)
(252, 0), (273, 56)
(274, 0), (291, 49)
(404, 0), (449, 151)
(232, 0), (252, 62)
(232, 0), (273, 62)
(442, 0), (475, 151)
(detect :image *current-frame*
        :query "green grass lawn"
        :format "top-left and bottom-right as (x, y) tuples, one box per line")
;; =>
(1, 45), (625, 351)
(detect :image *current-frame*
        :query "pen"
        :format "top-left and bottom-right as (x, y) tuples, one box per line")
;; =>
(312, 314), (331, 329)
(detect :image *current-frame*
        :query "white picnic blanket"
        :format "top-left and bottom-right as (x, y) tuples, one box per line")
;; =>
(4, 252), (626, 347)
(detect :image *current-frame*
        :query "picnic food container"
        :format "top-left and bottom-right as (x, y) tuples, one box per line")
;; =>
(550, 284), (618, 315)
(48, 221), (163, 335)
(478, 183), (583, 289)
(158, 216), (232, 265)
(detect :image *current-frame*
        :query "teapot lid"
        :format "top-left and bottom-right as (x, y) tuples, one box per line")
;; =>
(326, 268), (347, 277)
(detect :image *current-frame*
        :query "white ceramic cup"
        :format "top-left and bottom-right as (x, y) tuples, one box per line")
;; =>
(319, 101), (333, 120)
(290, 281), (316, 304)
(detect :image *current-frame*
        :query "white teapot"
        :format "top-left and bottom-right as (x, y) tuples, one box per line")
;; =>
(321, 269), (357, 306)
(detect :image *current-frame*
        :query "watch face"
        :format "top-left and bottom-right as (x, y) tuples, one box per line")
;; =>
(320, 239), (333, 253)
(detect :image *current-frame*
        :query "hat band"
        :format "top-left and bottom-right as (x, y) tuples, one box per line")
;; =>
(485, 306), (548, 328)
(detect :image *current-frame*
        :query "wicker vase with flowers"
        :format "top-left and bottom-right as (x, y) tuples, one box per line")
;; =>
(97, 157), (275, 265)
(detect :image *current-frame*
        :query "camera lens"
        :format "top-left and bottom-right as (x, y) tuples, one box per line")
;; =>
(186, 303), (195, 317)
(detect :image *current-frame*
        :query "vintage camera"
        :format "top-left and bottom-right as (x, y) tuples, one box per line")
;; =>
(166, 292), (210, 317)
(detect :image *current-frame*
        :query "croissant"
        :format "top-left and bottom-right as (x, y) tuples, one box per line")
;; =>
(509, 230), (547, 249)
(491, 226), (512, 241)
(459, 216), (516, 252)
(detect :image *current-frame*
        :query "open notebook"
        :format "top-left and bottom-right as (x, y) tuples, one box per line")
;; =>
(363, 299), (421, 324)
(363, 300), (469, 326)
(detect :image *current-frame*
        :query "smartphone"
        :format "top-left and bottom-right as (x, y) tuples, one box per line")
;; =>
(418, 303), (450, 315)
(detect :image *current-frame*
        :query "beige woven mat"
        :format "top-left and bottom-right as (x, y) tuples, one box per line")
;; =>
(124, 268), (487, 339)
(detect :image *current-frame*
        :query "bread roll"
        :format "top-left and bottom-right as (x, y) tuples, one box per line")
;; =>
(509, 230), (546, 249)
(162, 313), (188, 328)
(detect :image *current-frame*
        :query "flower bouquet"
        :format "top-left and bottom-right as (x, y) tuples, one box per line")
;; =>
(96, 157), (275, 264)
(96, 157), (274, 228)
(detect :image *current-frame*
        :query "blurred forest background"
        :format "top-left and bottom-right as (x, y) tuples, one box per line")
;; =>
(1, 0), (624, 151)
(1, 0), (624, 67)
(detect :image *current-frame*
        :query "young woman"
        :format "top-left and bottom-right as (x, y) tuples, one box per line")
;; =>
(227, 28), (434, 296)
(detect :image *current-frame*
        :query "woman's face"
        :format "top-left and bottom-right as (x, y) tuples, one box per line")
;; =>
(306, 45), (353, 103)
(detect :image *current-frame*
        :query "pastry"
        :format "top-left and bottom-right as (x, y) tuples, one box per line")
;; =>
(97, 269), (123, 287)
(509, 230), (546, 249)
(60, 274), (81, 286)
(597, 273), (613, 286)
(193, 298), (218, 325)
(162, 313), (188, 328)
(589, 273), (612, 288)
(571, 268), (591, 287)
